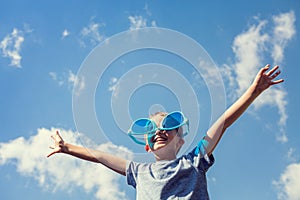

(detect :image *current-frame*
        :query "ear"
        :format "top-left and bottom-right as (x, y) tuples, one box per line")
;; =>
(177, 138), (185, 148)
(175, 138), (185, 155)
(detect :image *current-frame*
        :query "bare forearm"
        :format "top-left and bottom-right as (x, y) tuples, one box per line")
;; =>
(205, 84), (261, 154)
(223, 84), (260, 128)
(63, 143), (127, 176)
(197, 65), (283, 155)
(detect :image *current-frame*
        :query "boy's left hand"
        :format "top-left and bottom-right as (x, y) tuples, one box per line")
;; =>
(252, 64), (284, 94)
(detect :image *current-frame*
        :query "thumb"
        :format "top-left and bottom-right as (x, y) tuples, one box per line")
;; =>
(47, 150), (58, 158)
(47, 151), (55, 158)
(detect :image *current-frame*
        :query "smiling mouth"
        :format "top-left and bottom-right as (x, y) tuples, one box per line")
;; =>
(153, 137), (167, 143)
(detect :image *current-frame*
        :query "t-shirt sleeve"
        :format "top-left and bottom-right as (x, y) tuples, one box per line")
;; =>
(190, 138), (215, 172)
(126, 160), (137, 188)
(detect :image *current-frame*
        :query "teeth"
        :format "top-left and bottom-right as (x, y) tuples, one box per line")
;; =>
(154, 138), (167, 142)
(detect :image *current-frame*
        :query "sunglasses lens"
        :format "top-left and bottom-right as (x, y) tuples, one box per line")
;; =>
(131, 119), (155, 134)
(162, 112), (184, 129)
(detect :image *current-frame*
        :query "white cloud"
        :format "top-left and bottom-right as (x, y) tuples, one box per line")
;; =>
(253, 87), (288, 142)
(220, 64), (236, 90)
(127, 15), (157, 42)
(108, 77), (120, 98)
(23, 23), (33, 34)
(223, 11), (296, 142)
(198, 58), (224, 87)
(49, 72), (64, 86)
(128, 3), (157, 30)
(49, 70), (85, 95)
(0, 28), (24, 68)
(271, 11), (296, 64)
(80, 20), (105, 47)
(62, 29), (70, 39)
(144, 4), (152, 16)
(0, 128), (133, 200)
(49, 71), (57, 80)
(128, 15), (147, 30)
(232, 19), (269, 95)
(0, 24), (32, 68)
(68, 70), (85, 96)
(128, 14), (157, 30)
(151, 20), (157, 27)
(273, 163), (300, 200)
(287, 148), (298, 163)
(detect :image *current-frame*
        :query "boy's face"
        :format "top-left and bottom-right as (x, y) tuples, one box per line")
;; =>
(147, 114), (184, 159)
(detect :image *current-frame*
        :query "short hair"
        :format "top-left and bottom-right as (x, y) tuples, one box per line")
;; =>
(149, 111), (168, 119)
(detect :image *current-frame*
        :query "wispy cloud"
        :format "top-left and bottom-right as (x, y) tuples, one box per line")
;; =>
(0, 24), (33, 68)
(49, 70), (85, 96)
(231, 19), (269, 95)
(273, 163), (300, 200)
(128, 16), (147, 30)
(0, 128), (133, 200)
(144, 4), (152, 16)
(271, 11), (296, 64)
(79, 19), (105, 48)
(128, 15), (157, 30)
(108, 77), (120, 98)
(287, 148), (298, 163)
(49, 72), (64, 86)
(222, 11), (295, 142)
(68, 70), (85, 96)
(61, 29), (70, 39)
(0, 28), (25, 68)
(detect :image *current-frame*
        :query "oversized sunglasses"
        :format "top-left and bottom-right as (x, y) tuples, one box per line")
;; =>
(127, 111), (189, 148)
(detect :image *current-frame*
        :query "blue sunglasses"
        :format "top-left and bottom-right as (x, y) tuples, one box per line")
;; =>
(128, 111), (189, 148)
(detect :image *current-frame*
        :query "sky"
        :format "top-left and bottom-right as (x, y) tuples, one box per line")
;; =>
(0, 1), (299, 200)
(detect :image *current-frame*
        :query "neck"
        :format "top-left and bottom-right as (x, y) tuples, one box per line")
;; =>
(153, 149), (177, 161)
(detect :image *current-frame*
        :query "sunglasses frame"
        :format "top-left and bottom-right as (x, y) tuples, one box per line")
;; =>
(128, 111), (189, 148)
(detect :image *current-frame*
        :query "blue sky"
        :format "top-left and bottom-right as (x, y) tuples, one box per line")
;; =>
(0, 1), (299, 200)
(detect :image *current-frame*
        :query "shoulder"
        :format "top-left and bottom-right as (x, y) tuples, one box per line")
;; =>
(180, 146), (215, 171)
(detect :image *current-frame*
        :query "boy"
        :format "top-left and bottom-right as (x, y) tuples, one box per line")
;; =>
(48, 64), (283, 199)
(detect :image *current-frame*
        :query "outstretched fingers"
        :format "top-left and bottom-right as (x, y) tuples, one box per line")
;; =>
(47, 143), (60, 158)
(55, 130), (61, 137)
(259, 64), (271, 75)
(47, 130), (63, 158)
(264, 65), (284, 85)
(265, 65), (279, 76)
(51, 134), (55, 141)
(271, 78), (284, 85)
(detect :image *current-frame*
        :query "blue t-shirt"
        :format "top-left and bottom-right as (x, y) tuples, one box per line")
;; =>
(126, 142), (214, 200)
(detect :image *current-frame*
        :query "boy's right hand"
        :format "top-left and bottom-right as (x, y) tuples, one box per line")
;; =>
(47, 130), (67, 157)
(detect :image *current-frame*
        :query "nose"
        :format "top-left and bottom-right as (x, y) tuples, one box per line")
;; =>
(155, 129), (166, 135)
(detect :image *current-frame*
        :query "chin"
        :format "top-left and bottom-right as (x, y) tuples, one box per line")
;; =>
(152, 143), (167, 151)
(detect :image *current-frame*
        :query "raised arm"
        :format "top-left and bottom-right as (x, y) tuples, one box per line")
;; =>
(204, 64), (284, 155)
(47, 131), (127, 176)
